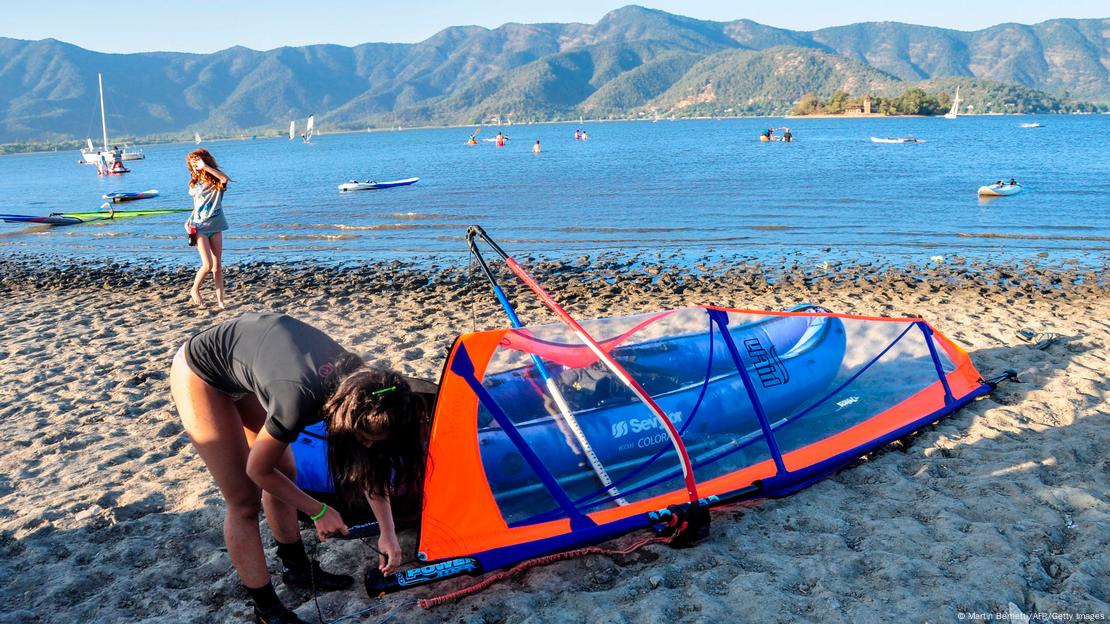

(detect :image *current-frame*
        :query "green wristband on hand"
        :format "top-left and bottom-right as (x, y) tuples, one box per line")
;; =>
(310, 503), (328, 521)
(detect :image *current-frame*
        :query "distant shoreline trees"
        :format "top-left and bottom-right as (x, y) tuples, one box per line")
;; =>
(791, 85), (1108, 116)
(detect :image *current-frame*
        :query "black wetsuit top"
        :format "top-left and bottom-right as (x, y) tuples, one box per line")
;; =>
(184, 312), (347, 443)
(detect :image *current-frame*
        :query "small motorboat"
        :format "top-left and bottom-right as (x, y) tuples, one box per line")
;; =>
(1019, 123), (1043, 128)
(978, 182), (1023, 197)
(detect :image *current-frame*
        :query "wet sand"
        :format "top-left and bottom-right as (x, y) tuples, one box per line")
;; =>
(0, 256), (1107, 622)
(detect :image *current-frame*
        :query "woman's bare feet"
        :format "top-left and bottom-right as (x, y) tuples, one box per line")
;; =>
(190, 289), (207, 308)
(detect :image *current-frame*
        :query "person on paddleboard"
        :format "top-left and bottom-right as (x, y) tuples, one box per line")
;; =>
(171, 312), (425, 624)
(186, 148), (230, 309)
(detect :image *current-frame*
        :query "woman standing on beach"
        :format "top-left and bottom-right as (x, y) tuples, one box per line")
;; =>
(171, 312), (424, 624)
(186, 148), (230, 308)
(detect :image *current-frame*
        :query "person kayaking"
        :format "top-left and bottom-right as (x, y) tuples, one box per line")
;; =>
(1008, 178), (1018, 186)
(466, 128), (479, 145)
(170, 312), (424, 624)
(495, 130), (507, 147)
(533, 139), (541, 154)
(185, 148), (231, 309)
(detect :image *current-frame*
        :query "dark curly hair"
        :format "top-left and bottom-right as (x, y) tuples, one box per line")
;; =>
(323, 359), (425, 508)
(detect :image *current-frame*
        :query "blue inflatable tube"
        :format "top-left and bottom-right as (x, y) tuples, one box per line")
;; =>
(476, 311), (846, 503)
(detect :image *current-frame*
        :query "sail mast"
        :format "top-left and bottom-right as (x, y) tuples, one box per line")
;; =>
(98, 73), (109, 150)
(944, 86), (960, 119)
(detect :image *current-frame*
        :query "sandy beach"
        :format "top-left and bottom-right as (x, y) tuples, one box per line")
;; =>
(0, 255), (1106, 623)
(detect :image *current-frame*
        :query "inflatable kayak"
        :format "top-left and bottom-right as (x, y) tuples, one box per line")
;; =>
(870, 137), (925, 144)
(978, 183), (1023, 197)
(102, 189), (159, 202)
(337, 177), (419, 192)
(290, 309), (846, 499)
(0, 208), (189, 226)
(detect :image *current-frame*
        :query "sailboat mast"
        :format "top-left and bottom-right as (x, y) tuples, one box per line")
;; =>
(98, 73), (109, 150)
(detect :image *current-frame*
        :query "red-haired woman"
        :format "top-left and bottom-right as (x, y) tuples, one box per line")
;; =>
(170, 312), (425, 623)
(186, 148), (230, 308)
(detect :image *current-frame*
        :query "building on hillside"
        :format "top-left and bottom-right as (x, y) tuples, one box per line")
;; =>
(844, 95), (873, 115)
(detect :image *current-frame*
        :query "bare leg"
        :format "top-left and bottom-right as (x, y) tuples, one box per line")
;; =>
(190, 235), (213, 307)
(236, 394), (300, 544)
(171, 349), (269, 587)
(209, 232), (226, 309)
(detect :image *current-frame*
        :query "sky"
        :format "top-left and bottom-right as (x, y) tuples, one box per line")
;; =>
(4, 0), (1108, 54)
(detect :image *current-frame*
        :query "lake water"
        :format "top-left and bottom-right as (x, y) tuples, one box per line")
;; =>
(1, 116), (1107, 268)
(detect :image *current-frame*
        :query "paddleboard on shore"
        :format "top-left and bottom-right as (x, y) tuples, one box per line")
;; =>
(338, 177), (419, 192)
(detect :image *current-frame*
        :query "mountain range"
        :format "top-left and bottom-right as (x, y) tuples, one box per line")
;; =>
(2, 6), (1108, 143)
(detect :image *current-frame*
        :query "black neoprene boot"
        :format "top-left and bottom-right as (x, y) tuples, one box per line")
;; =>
(281, 560), (354, 592)
(277, 539), (353, 592)
(246, 582), (309, 624)
(253, 604), (310, 624)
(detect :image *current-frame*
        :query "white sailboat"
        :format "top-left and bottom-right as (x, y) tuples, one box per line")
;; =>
(194, 131), (202, 145)
(944, 86), (961, 119)
(289, 120), (296, 140)
(303, 115), (315, 143)
(80, 73), (144, 163)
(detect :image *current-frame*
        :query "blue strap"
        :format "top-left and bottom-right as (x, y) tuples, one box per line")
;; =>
(451, 343), (595, 530)
(709, 309), (787, 475)
(917, 322), (955, 405)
